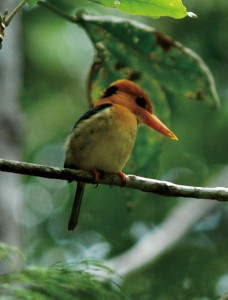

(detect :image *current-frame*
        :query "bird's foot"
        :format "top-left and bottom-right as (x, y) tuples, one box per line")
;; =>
(91, 169), (101, 187)
(117, 171), (127, 187)
(91, 170), (126, 187)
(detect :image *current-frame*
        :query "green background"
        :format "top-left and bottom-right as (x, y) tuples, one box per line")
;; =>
(2, 0), (228, 298)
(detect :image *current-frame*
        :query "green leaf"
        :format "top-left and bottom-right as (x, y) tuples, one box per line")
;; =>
(78, 14), (219, 108)
(27, 0), (39, 7)
(77, 13), (219, 176)
(0, 242), (25, 264)
(88, 0), (193, 19)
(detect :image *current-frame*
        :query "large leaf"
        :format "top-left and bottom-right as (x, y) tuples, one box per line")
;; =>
(78, 14), (219, 107)
(88, 0), (191, 19)
(76, 13), (219, 176)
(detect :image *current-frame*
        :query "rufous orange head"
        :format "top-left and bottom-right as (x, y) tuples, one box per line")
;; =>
(97, 79), (178, 140)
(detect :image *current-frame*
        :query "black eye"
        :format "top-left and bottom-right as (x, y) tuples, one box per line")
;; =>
(102, 85), (118, 98)
(135, 96), (147, 108)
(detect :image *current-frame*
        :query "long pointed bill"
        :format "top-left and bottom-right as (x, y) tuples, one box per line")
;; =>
(142, 110), (178, 140)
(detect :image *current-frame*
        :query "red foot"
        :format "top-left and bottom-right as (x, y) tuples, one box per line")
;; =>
(91, 169), (101, 185)
(117, 171), (127, 187)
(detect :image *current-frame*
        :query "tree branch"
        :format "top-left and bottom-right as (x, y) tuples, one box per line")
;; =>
(0, 158), (227, 201)
(4, 0), (29, 27)
(0, 0), (29, 49)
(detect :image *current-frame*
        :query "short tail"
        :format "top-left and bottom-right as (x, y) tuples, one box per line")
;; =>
(68, 182), (86, 231)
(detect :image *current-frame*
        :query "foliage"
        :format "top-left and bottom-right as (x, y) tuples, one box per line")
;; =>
(28, 0), (38, 8)
(27, 0), (192, 18)
(0, 254), (127, 299)
(82, 13), (218, 108)
(0, 242), (25, 264)
(88, 0), (189, 18)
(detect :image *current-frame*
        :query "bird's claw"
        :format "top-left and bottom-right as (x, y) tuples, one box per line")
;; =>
(117, 171), (127, 187)
(91, 169), (101, 186)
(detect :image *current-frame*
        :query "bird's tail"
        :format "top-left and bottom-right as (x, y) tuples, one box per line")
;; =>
(68, 182), (86, 231)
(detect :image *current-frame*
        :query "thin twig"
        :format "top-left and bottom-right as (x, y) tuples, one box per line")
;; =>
(0, 158), (227, 201)
(4, 0), (29, 26)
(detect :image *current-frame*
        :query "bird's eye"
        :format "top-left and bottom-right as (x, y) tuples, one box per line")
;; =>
(102, 85), (118, 98)
(135, 96), (147, 108)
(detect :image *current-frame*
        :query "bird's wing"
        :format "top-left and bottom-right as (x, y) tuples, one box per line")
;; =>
(73, 103), (113, 130)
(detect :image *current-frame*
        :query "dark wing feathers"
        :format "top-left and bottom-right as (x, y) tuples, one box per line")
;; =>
(73, 103), (113, 129)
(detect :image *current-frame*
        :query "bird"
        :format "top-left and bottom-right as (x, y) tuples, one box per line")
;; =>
(64, 79), (178, 231)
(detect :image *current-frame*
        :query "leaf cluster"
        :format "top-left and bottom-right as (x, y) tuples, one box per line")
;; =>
(0, 256), (127, 300)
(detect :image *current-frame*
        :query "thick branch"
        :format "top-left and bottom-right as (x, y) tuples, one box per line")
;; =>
(0, 159), (227, 201)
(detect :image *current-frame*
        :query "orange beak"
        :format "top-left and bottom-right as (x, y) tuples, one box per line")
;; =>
(141, 110), (178, 140)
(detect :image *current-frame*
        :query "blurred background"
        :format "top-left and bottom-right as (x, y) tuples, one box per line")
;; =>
(0, 0), (228, 299)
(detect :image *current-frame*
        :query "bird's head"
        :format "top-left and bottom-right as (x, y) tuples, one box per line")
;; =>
(97, 79), (178, 140)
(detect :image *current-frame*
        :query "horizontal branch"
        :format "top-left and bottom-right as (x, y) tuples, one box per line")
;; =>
(0, 158), (227, 201)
